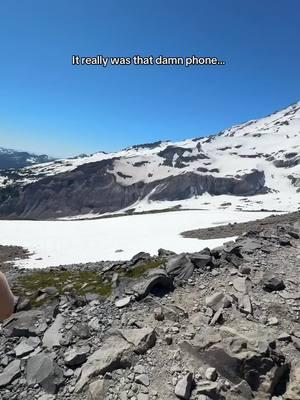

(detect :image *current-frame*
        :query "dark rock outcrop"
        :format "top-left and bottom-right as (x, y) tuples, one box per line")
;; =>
(0, 161), (266, 219)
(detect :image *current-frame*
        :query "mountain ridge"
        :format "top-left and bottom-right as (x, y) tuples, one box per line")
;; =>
(0, 146), (54, 170)
(0, 101), (299, 219)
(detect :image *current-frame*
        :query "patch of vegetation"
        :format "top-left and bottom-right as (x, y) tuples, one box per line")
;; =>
(12, 259), (166, 308)
(13, 270), (112, 307)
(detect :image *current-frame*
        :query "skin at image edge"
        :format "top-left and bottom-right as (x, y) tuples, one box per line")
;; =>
(0, 271), (16, 321)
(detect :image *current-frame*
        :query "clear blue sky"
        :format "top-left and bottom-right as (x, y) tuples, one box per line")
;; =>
(1, 0), (299, 157)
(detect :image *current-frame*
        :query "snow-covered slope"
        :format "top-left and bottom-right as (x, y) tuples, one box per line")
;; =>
(0, 102), (299, 218)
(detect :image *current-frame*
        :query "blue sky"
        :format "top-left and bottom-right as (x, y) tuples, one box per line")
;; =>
(1, 0), (299, 157)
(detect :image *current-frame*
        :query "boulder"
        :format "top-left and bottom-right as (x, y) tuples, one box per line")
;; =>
(130, 252), (151, 265)
(0, 360), (21, 387)
(166, 254), (194, 282)
(135, 373), (150, 386)
(261, 273), (285, 292)
(175, 372), (194, 399)
(118, 327), (156, 354)
(75, 334), (131, 392)
(15, 337), (39, 357)
(64, 345), (90, 367)
(223, 242), (243, 256)
(76, 327), (156, 392)
(158, 248), (176, 257)
(189, 253), (211, 269)
(132, 269), (173, 299)
(205, 367), (217, 381)
(26, 353), (64, 394)
(2, 309), (48, 337)
(239, 265), (251, 275)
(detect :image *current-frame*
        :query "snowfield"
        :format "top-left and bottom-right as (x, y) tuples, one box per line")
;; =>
(0, 209), (275, 269)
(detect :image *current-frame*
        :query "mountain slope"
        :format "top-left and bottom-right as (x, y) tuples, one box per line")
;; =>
(0, 147), (53, 170)
(0, 102), (299, 219)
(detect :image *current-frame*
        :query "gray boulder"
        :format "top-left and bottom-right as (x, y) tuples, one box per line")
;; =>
(130, 252), (151, 265)
(76, 327), (156, 392)
(75, 334), (131, 392)
(0, 359), (21, 387)
(118, 327), (156, 354)
(26, 353), (64, 394)
(189, 253), (211, 269)
(166, 254), (194, 282)
(3, 309), (48, 337)
(175, 372), (194, 399)
(64, 345), (90, 367)
(15, 337), (40, 357)
(132, 269), (173, 299)
(261, 273), (285, 292)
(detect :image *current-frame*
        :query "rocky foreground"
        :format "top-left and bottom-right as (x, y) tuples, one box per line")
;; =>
(0, 214), (300, 399)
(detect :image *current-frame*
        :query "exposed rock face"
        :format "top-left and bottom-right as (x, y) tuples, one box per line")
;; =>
(0, 166), (266, 218)
(1, 102), (300, 219)
(150, 170), (266, 201)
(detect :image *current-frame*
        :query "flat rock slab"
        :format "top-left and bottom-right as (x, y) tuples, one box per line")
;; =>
(15, 338), (39, 357)
(2, 309), (48, 337)
(118, 327), (156, 354)
(115, 296), (132, 308)
(64, 345), (90, 367)
(43, 314), (64, 349)
(26, 352), (64, 394)
(0, 359), (21, 387)
(75, 334), (131, 392)
(76, 327), (156, 392)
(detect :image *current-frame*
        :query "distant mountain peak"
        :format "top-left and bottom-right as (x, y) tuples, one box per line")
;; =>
(0, 147), (54, 170)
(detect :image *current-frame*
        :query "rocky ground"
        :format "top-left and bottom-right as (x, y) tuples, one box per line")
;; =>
(0, 245), (29, 273)
(182, 211), (300, 239)
(0, 213), (300, 400)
